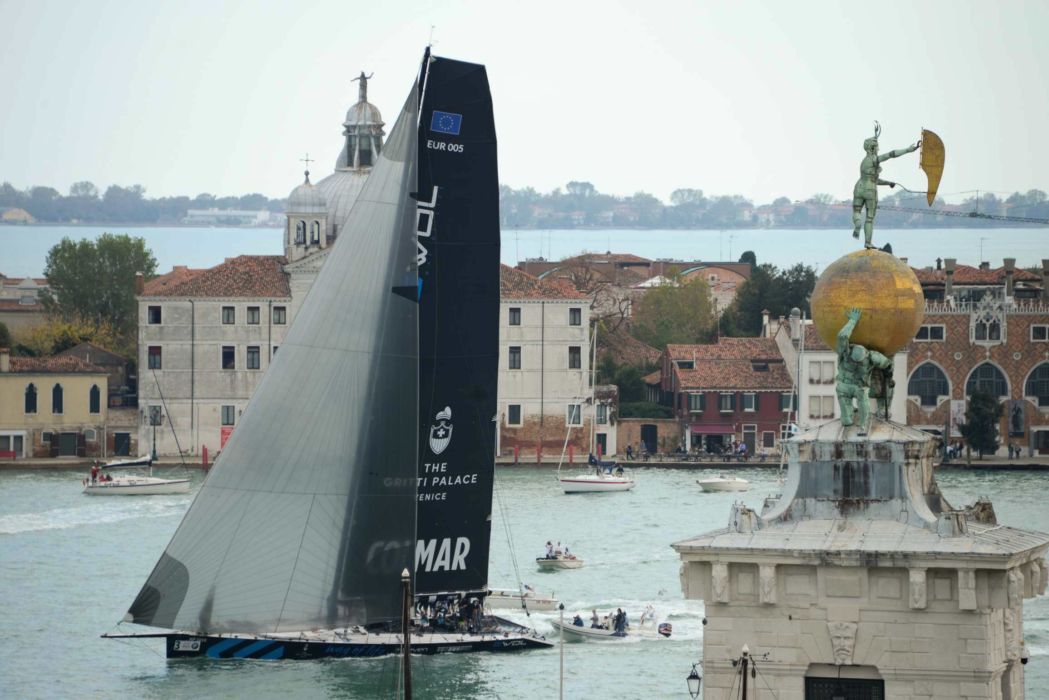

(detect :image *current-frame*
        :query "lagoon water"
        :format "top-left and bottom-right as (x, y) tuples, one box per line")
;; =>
(1, 466), (1047, 699)
(1, 225), (1045, 279)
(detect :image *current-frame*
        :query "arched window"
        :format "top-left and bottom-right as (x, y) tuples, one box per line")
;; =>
(966, 363), (1007, 398)
(52, 383), (64, 414)
(89, 384), (101, 414)
(310, 220), (320, 244)
(295, 220), (306, 244)
(1026, 363), (1049, 407)
(24, 383), (37, 414)
(908, 363), (949, 407)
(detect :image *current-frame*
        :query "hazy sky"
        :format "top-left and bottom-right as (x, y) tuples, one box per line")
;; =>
(2, 0), (1047, 204)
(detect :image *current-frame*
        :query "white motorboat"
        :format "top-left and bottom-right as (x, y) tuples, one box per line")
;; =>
(485, 587), (559, 612)
(536, 555), (584, 570)
(550, 609), (672, 641)
(550, 619), (626, 640)
(696, 474), (750, 492)
(83, 455), (191, 496)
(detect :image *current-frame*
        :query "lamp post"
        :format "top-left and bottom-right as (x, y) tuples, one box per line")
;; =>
(731, 644), (753, 699)
(686, 663), (702, 698)
(148, 406), (162, 462)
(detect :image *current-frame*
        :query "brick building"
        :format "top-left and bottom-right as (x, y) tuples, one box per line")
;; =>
(660, 338), (794, 455)
(905, 258), (1049, 455)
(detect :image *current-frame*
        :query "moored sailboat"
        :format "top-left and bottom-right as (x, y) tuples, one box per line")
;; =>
(104, 48), (550, 659)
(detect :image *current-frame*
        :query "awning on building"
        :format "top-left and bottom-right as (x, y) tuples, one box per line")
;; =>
(689, 424), (734, 434)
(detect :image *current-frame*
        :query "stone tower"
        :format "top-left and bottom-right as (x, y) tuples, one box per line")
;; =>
(674, 419), (1049, 699)
(284, 171), (328, 263)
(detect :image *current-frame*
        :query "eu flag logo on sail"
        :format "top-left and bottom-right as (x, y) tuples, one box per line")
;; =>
(430, 111), (462, 136)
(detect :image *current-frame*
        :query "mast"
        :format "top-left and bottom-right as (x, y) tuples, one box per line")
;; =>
(589, 322), (597, 456)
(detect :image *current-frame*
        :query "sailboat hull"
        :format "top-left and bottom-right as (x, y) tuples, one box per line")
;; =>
(162, 630), (553, 659)
(83, 477), (191, 495)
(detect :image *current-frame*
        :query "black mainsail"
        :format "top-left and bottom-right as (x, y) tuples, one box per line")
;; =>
(414, 52), (500, 599)
(117, 50), (548, 659)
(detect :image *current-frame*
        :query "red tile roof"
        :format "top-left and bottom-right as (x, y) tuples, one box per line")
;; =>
(673, 359), (792, 391)
(911, 265), (1040, 286)
(803, 325), (831, 351)
(667, 337), (782, 361)
(642, 369), (662, 384)
(500, 264), (588, 300)
(8, 355), (106, 374)
(141, 256), (290, 298)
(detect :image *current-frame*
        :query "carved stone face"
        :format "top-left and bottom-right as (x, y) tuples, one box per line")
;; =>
(828, 621), (858, 665)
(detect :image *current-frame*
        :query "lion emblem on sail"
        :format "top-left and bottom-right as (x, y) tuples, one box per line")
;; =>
(429, 406), (453, 455)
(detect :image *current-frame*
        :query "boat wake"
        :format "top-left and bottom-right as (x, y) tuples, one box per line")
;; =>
(0, 498), (187, 535)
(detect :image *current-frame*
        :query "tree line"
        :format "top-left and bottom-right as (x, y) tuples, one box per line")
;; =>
(500, 182), (1049, 229)
(0, 181), (285, 224)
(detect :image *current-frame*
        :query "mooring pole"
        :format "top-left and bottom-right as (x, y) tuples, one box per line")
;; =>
(559, 602), (565, 700)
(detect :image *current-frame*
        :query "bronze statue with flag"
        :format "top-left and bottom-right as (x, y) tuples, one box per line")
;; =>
(851, 122), (945, 248)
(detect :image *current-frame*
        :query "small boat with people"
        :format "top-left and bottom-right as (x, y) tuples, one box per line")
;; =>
(536, 541), (584, 570)
(696, 474), (750, 492)
(82, 456), (191, 496)
(550, 605), (672, 641)
(559, 454), (636, 493)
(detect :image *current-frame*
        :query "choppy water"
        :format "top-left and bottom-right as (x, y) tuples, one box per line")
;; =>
(1, 466), (1047, 699)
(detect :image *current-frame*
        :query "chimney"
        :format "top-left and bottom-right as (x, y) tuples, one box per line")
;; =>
(788, 307), (801, 342)
(1042, 259), (1049, 301)
(936, 257), (942, 271)
(0, 348), (9, 373)
(1003, 258), (1015, 298)
(761, 309), (770, 338)
(979, 261), (990, 271)
(134, 272), (144, 295)
(944, 258), (956, 299)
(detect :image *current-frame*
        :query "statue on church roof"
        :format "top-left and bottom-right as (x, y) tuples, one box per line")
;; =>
(353, 71), (374, 103)
(852, 121), (920, 249)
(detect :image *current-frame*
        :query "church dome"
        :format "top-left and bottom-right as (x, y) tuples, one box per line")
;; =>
(344, 101), (383, 128)
(287, 172), (327, 215)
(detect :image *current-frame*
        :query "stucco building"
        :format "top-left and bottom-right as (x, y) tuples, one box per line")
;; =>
(0, 273), (49, 333)
(496, 265), (609, 460)
(0, 348), (110, 458)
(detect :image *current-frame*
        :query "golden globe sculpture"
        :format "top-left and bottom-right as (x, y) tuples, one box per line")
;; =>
(810, 248), (924, 356)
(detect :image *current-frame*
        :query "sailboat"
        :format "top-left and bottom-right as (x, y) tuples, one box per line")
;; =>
(104, 49), (551, 659)
(82, 455), (191, 496)
(557, 324), (635, 494)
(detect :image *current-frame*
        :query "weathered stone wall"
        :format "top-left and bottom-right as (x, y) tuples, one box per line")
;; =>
(616, 418), (682, 455)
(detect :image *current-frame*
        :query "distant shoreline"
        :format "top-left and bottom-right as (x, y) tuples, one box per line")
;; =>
(2, 222), (1045, 231)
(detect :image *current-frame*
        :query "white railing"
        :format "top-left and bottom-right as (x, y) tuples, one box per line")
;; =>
(924, 299), (1049, 315)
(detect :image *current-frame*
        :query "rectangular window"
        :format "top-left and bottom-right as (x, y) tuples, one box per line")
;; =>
(272, 306), (287, 324)
(509, 307), (521, 326)
(688, 393), (705, 412)
(780, 392), (794, 411)
(596, 404), (608, 424)
(247, 306), (260, 325)
(147, 346), (162, 370)
(507, 404), (522, 426)
(569, 307), (582, 326)
(222, 306), (235, 324)
(742, 393), (756, 411)
(808, 395), (821, 419)
(221, 405), (235, 426)
(222, 346), (235, 370)
(822, 361), (835, 384)
(808, 360), (820, 384)
(762, 431), (775, 448)
(916, 324), (945, 341)
(1032, 325), (1049, 342)
(567, 404), (582, 425)
(147, 305), (162, 324)
(821, 396), (836, 418)
(41, 432), (52, 444)
(247, 346), (260, 370)
(719, 393), (735, 412)
(509, 346), (521, 370)
(568, 346), (582, 369)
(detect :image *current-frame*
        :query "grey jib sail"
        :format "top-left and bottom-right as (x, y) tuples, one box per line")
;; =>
(127, 86), (421, 634)
(414, 53), (500, 597)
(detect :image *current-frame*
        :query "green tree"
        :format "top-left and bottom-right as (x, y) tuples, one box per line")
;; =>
(0, 321), (11, 349)
(670, 188), (705, 206)
(721, 262), (817, 336)
(960, 391), (1003, 459)
(631, 275), (715, 349)
(738, 250), (757, 267)
(43, 234), (157, 339)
